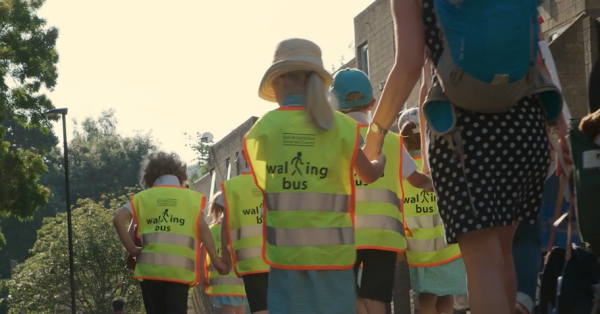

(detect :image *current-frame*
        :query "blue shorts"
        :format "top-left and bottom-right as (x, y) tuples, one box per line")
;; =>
(409, 257), (467, 298)
(212, 296), (248, 308)
(268, 268), (355, 314)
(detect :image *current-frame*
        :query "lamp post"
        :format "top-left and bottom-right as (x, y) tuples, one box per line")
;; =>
(43, 108), (76, 314)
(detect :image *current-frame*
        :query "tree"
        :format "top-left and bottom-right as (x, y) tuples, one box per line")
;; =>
(66, 109), (157, 206)
(0, 0), (60, 224)
(0, 194), (145, 314)
(185, 131), (213, 189)
(0, 109), (156, 263)
(0, 110), (157, 313)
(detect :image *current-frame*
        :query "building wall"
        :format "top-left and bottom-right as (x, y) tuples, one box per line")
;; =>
(352, 0), (425, 133)
(355, 0), (598, 119)
(194, 116), (258, 223)
(540, 0), (599, 116)
(550, 17), (590, 117)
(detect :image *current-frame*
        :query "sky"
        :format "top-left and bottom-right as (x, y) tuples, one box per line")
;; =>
(37, 0), (376, 164)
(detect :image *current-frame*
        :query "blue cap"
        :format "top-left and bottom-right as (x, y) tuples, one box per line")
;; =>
(330, 68), (374, 109)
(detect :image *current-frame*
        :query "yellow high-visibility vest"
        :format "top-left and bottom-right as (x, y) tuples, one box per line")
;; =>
(354, 125), (406, 252)
(132, 186), (205, 285)
(244, 107), (360, 270)
(402, 152), (461, 267)
(204, 223), (246, 297)
(222, 172), (269, 276)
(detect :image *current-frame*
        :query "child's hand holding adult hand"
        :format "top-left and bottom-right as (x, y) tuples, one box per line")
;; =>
(213, 259), (229, 276)
(363, 131), (385, 161)
(220, 246), (233, 273)
(128, 246), (142, 257)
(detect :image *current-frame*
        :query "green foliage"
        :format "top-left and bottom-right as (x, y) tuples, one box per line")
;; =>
(0, 194), (145, 313)
(0, 110), (157, 313)
(184, 131), (213, 187)
(67, 109), (156, 206)
(0, 0), (60, 223)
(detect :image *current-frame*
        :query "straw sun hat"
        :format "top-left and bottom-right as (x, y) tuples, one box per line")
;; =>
(259, 38), (333, 102)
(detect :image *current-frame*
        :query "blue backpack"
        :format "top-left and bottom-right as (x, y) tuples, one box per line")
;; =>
(422, 0), (564, 216)
(423, 0), (563, 138)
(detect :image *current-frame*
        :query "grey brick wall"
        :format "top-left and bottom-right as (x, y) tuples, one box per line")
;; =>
(194, 116), (258, 223)
(549, 17), (590, 117)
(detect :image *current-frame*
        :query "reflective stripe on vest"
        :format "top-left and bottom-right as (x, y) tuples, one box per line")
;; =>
(222, 173), (269, 276)
(244, 108), (360, 270)
(205, 223), (246, 297)
(402, 155), (461, 267)
(353, 126), (407, 252)
(132, 187), (204, 285)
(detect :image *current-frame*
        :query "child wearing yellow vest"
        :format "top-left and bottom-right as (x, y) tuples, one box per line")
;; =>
(398, 109), (467, 314)
(200, 192), (249, 314)
(244, 38), (387, 314)
(330, 68), (434, 314)
(113, 151), (227, 314)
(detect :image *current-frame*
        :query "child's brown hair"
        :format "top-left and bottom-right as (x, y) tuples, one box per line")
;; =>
(208, 192), (225, 224)
(400, 121), (421, 153)
(139, 151), (188, 189)
(340, 92), (371, 114)
(579, 108), (600, 137)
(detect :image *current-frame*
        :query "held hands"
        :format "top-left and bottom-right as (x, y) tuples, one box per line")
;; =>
(128, 246), (142, 257)
(213, 259), (229, 276)
(220, 246), (233, 273)
(363, 131), (385, 161)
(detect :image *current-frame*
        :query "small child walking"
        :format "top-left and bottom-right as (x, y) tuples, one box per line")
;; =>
(244, 38), (387, 314)
(399, 108), (467, 314)
(200, 191), (249, 314)
(113, 151), (227, 314)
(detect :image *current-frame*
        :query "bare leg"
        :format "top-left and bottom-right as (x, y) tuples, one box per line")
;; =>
(457, 226), (515, 314)
(436, 295), (455, 314)
(499, 224), (518, 314)
(235, 306), (247, 314)
(220, 305), (247, 314)
(363, 298), (387, 314)
(356, 297), (368, 314)
(418, 293), (438, 314)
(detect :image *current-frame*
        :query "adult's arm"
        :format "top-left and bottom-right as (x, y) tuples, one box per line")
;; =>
(363, 0), (425, 159)
(418, 61), (433, 175)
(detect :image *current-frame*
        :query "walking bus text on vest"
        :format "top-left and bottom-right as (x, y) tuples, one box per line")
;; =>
(405, 190), (436, 214)
(266, 151), (329, 190)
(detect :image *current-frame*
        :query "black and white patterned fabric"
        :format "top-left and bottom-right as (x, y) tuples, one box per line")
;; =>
(422, 0), (551, 243)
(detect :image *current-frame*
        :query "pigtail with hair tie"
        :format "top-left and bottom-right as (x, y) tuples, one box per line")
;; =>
(305, 72), (335, 131)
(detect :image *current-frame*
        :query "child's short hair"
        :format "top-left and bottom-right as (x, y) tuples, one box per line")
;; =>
(111, 298), (125, 311)
(400, 121), (421, 153)
(208, 191), (225, 224)
(579, 108), (600, 137)
(139, 151), (188, 189)
(340, 92), (371, 113)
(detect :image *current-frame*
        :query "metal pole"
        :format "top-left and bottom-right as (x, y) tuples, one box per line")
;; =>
(61, 114), (76, 314)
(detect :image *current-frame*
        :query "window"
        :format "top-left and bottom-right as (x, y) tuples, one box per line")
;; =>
(358, 42), (369, 75)
(235, 152), (241, 176)
(226, 158), (232, 180)
(209, 170), (216, 198)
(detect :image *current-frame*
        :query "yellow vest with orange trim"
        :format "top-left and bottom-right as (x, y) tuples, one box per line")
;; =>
(402, 154), (462, 267)
(244, 107), (360, 270)
(132, 186), (205, 285)
(204, 223), (247, 296)
(354, 126), (406, 252)
(222, 172), (269, 276)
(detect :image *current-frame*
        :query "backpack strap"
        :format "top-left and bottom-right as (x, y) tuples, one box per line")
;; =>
(546, 174), (568, 252)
